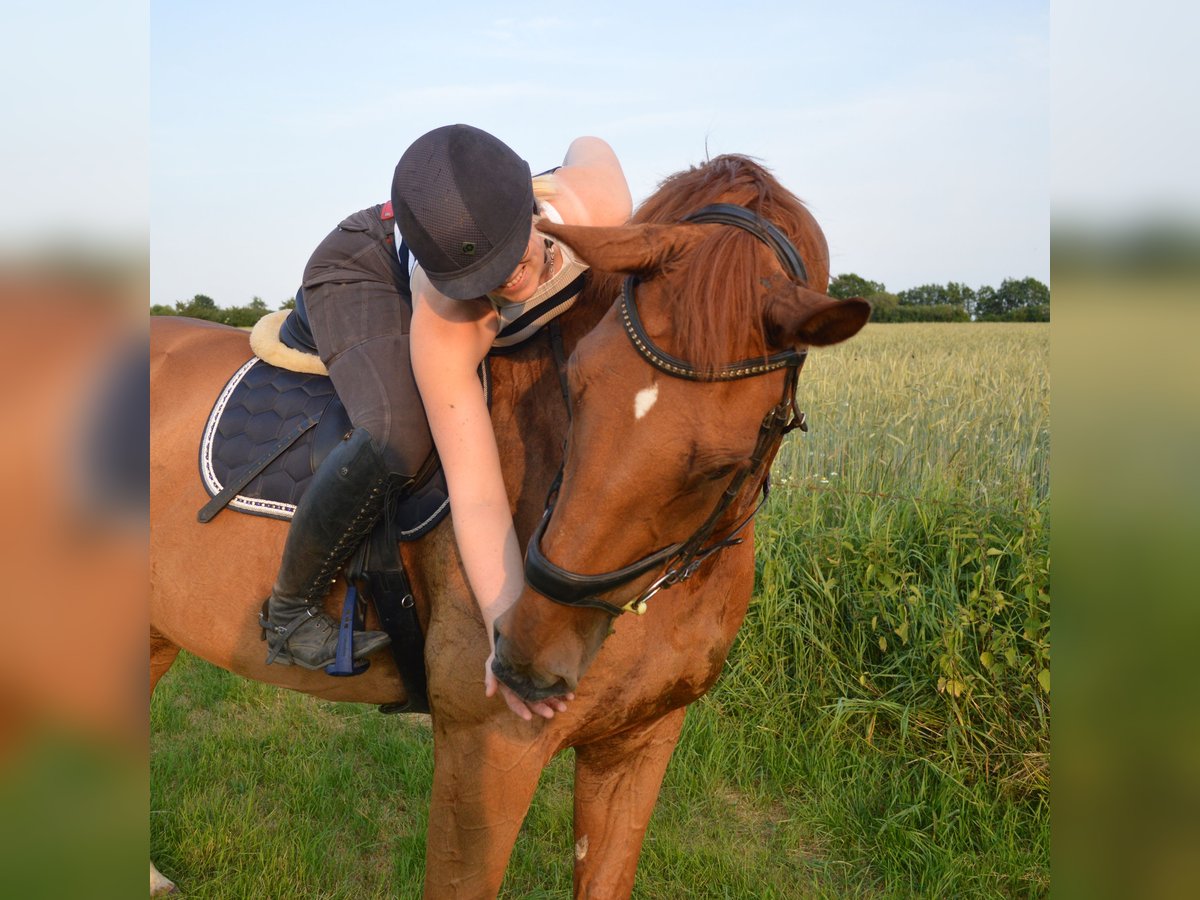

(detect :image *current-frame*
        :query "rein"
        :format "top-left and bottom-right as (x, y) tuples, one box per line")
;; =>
(523, 204), (811, 616)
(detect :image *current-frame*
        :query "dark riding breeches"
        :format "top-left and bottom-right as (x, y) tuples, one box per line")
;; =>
(301, 206), (433, 481)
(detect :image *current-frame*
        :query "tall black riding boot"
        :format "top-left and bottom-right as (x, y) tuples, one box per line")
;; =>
(261, 428), (393, 669)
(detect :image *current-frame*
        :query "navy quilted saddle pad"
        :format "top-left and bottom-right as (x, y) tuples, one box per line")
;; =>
(199, 357), (449, 540)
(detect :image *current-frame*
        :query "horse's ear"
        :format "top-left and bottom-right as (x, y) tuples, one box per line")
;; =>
(536, 220), (705, 274)
(766, 286), (872, 347)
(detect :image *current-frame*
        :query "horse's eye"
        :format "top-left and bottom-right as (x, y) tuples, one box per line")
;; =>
(705, 462), (739, 481)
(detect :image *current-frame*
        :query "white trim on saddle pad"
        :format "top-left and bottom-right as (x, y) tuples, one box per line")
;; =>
(249, 310), (328, 375)
(198, 354), (456, 539)
(199, 357), (299, 520)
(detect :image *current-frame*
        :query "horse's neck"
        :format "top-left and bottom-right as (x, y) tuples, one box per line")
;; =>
(487, 286), (612, 540)
(572, 273), (621, 339)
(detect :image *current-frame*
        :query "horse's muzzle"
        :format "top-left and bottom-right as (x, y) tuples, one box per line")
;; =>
(490, 648), (575, 704)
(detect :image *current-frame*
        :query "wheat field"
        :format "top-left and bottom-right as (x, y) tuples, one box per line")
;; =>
(151, 322), (1050, 898)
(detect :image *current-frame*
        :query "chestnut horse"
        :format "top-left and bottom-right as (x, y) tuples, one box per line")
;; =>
(149, 155), (869, 898)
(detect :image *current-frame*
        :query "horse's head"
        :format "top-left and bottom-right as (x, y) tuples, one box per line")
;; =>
(492, 156), (870, 703)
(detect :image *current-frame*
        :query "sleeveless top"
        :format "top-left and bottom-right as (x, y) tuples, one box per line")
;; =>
(486, 201), (589, 349)
(399, 200), (588, 350)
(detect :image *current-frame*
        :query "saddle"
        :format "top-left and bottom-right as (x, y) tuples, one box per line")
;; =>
(197, 291), (486, 712)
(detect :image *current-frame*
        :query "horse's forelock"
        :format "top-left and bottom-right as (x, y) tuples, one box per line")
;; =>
(622, 155), (820, 373)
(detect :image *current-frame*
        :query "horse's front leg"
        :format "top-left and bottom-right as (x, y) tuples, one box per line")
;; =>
(572, 707), (686, 899)
(425, 719), (552, 899)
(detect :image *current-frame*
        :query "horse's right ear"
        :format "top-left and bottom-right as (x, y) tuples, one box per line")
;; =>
(536, 220), (706, 274)
(766, 286), (872, 348)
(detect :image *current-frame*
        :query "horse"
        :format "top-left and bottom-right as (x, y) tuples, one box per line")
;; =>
(149, 154), (870, 898)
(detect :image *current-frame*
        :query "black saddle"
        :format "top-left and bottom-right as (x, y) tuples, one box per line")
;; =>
(278, 284), (319, 354)
(198, 287), (451, 537)
(198, 357), (449, 537)
(196, 293), (476, 712)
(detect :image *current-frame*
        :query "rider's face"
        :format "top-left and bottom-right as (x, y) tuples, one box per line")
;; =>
(490, 222), (551, 304)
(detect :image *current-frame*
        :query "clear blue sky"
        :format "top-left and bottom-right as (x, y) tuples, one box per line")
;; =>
(0, 2), (1058, 306)
(144, 1), (1052, 308)
(8, 3), (1200, 307)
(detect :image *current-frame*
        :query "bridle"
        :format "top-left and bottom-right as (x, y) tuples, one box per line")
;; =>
(523, 203), (812, 617)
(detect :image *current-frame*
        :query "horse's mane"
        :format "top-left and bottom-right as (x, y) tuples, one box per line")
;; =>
(593, 154), (828, 374)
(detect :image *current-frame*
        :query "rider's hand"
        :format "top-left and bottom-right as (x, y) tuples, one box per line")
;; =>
(484, 650), (573, 721)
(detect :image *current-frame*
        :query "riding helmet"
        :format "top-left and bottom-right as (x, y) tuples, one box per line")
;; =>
(391, 124), (535, 300)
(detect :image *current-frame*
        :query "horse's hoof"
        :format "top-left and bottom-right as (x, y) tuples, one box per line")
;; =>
(150, 861), (177, 895)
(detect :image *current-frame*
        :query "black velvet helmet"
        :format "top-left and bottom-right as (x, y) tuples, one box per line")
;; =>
(391, 124), (535, 300)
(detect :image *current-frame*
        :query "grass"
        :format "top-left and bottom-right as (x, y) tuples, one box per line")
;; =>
(151, 322), (1049, 898)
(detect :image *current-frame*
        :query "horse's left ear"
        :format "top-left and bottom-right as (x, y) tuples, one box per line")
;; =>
(537, 220), (705, 274)
(766, 287), (872, 347)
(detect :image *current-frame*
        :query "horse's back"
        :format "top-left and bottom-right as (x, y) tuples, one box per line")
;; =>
(150, 316), (261, 562)
(149, 316), (408, 703)
(151, 316), (254, 397)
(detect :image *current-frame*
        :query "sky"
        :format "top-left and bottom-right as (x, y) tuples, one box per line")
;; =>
(6, 3), (1199, 309)
(136, 1), (1051, 309)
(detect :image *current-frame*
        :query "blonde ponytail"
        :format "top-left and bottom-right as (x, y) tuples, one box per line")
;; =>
(532, 172), (558, 207)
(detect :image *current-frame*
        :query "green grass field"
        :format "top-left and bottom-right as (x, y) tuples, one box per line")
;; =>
(151, 322), (1049, 898)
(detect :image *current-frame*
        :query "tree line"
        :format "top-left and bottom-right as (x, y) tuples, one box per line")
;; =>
(153, 274), (1049, 327)
(828, 274), (1049, 322)
(149, 294), (294, 327)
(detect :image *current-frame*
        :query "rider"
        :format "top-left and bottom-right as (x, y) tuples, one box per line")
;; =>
(262, 124), (631, 721)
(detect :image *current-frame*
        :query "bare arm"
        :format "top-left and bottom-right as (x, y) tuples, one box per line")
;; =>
(549, 136), (633, 227)
(409, 269), (566, 720)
